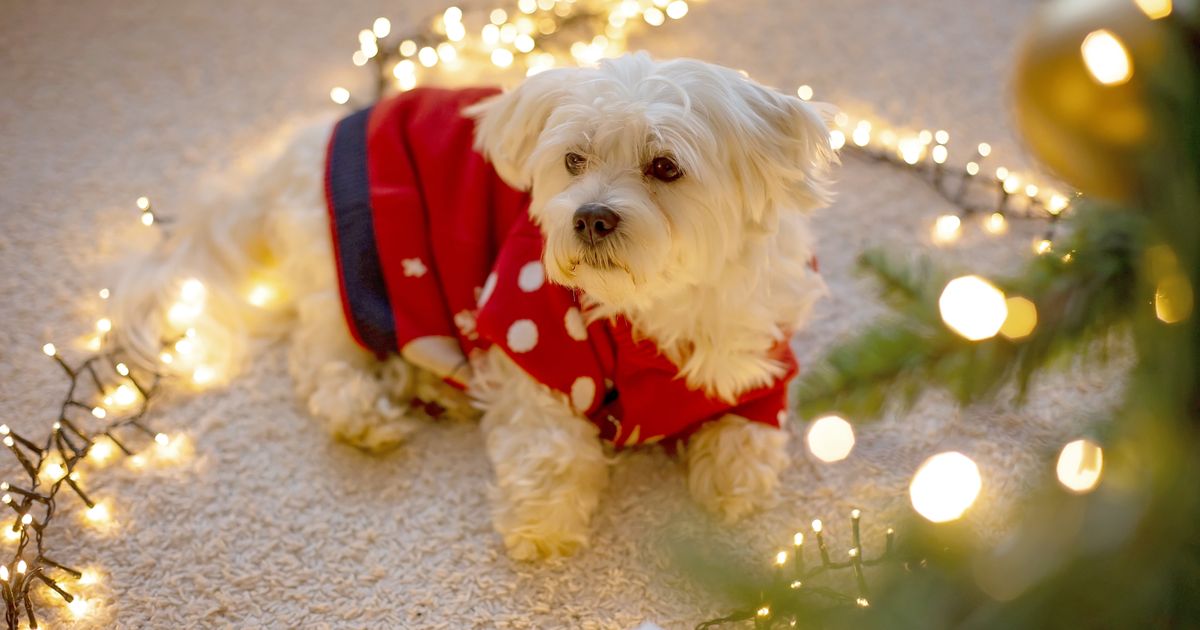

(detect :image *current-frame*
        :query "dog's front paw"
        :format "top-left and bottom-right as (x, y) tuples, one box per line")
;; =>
(306, 361), (421, 453)
(494, 506), (592, 561)
(686, 415), (790, 523)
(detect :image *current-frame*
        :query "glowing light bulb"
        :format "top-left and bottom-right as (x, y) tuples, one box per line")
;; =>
(490, 8), (508, 24)
(113, 384), (138, 407)
(984, 212), (1008, 235)
(643, 7), (665, 25)
(16, 560), (26, 574)
(666, 0), (689, 19)
(80, 569), (99, 585)
(1134, 0), (1172, 19)
(934, 130), (949, 145)
(0, 567), (7, 581)
(811, 519), (822, 533)
(437, 42), (458, 63)
(918, 130), (933, 145)
(174, 338), (194, 355)
(828, 130), (846, 151)
(793, 532), (804, 546)
(136, 196), (151, 211)
(1003, 175), (1021, 194)
(329, 87), (350, 105)
(418, 46), (438, 67)
(154, 433), (169, 446)
(757, 606), (770, 618)
(1000, 296), (1038, 340)
(399, 40), (417, 57)
(159, 352), (174, 365)
(995, 167), (1009, 181)
(1056, 439), (1103, 493)
(88, 439), (114, 465)
(180, 278), (205, 304)
(1081, 30), (1133, 86)
(774, 551), (788, 566)
(446, 21), (466, 42)
(939, 275), (1008, 341)
(443, 6), (462, 24)
(352, 50), (368, 66)
(796, 85), (813, 101)
(99, 288), (111, 300)
(68, 597), (89, 618)
(931, 144), (948, 164)
(857, 598), (870, 608)
(1025, 184), (1039, 198)
(1048, 194), (1069, 215)
(851, 509), (861, 519)
(116, 362), (129, 376)
(909, 451), (982, 523)
(977, 142), (992, 157)
(806, 415), (855, 462)
(514, 33), (535, 53)
(85, 502), (110, 523)
(518, 0), (537, 13)
(1156, 274), (1194, 324)
(43, 343), (57, 357)
(932, 214), (961, 244)
(491, 48), (514, 68)
(1034, 239), (1053, 255)
(94, 318), (112, 334)
(852, 122), (871, 147)
(833, 112), (849, 128)
(141, 210), (155, 226)
(192, 365), (216, 386)
(19, 514), (31, 526)
(897, 138), (921, 164)
(372, 17), (391, 38)
(965, 161), (980, 176)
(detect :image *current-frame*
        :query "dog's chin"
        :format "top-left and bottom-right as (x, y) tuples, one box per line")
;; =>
(546, 249), (646, 308)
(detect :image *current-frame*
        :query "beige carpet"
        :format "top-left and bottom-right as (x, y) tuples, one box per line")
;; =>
(0, 0), (1123, 627)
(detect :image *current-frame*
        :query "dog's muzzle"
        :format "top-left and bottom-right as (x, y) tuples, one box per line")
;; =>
(573, 203), (620, 246)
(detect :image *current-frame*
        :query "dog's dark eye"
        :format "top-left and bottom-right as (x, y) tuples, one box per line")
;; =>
(647, 156), (682, 182)
(565, 152), (587, 175)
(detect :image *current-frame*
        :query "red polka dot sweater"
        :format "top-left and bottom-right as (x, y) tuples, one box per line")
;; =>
(325, 87), (796, 448)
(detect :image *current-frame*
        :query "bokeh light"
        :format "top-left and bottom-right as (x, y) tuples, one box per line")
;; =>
(939, 275), (1008, 341)
(806, 415), (856, 462)
(1056, 439), (1103, 494)
(910, 451), (983, 523)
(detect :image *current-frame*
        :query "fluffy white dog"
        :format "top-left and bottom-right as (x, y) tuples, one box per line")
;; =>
(111, 53), (834, 560)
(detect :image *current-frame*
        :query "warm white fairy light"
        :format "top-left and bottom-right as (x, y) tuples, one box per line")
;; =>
(909, 451), (982, 523)
(1000, 296), (1038, 340)
(796, 84), (814, 101)
(518, 0), (536, 13)
(192, 365), (216, 386)
(85, 501), (110, 523)
(42, 343), (57, 357)
(88, 438), (115, 465)
(852, 121), (871, 147)
(775, 550), (788, 566)
(1034, 239), (1053, 255)
(95, 318), (113, 334)
(399, 39), (418, 57)
(757, 606), (770, 618)
(159, 351), (174, 365)
(91, 406), (106, 419)
(98, 288), (110, 300)
(932, 214), (961, 244)
(492, 48), (515, 68)
(828, 129), (846, 151)
(995, 166), (1009, 181)
(246, 283), (276, 307)
(976, 142), (992, 157)
(898, 137), (924, 165)
(1134, 0), (1173, 19)
(418, 46), (438, 67)
(965, 161), (979, 176)
(811, 519), (823, 533)
(79, 569), (99, 586)
(1024, 184), (1039, 198)
(1056, 439), (1104, 493)
(329, 87), (350, 105)
(666, 0), (689, 19)
(372, 17), (391, 39)
(939, 275), (1008, 341)
(68, 597), (90, 618)
(1003, 174), (1021, 195)
(437, 42), (459, 63)
(112, 383), (138, 407)
(983, 212), (1008, 235)
(1081, 29), (1133, 86)
(931, 143), (948, 164)
(806, 415), (855, 462)
(934, 129), (949, 145)
(1048, 194), (1069, 215)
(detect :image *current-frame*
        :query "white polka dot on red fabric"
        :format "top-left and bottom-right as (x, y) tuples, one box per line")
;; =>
(478, 272), (498, 307)
(517, 261), (545, 292)
(564, 307), (587, 341)
(570, 376), (596, 411)
(506, 319), (538, 353)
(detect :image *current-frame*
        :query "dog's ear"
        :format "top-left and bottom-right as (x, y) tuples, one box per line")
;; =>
(466, 68), (579, 190)
(732, 79), (838, 224)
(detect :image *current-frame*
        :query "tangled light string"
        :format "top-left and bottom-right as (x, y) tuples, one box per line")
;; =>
(697, 510), (899, 629)
(1, 343), (179, 628)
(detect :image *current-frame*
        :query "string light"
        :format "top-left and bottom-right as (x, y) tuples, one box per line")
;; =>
(1034, 239), (1053, 255)
(329, 87), (351, 105)
(909, 451), (982, 523)
(42, 343), (57, 357)
(1134, 0), (1172, 19)
(932, 214), (962, 244)
(828, 130), (846, 151)
(805, 415), (855, 462)
(1056, 439), (1104, 493)
(939, 275), (1008, 341)
(796, 84), (814, 101)
(977, 142), (992, 157)
(666, 0), (689, 19)
(1000, 296), (1038, 340)
(1081, 29), (1133, 86)
(984, 212), (1008, 235)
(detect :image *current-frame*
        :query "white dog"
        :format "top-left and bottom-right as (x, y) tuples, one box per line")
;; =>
(111, 53), (834, 560)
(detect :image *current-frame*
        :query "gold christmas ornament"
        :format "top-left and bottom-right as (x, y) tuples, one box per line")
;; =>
(1012, 0), (1165, 200)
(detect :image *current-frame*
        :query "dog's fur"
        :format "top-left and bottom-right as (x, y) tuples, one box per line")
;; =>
(110, 53), (835, 560)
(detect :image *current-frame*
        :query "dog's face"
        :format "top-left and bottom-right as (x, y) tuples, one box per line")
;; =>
(469, 53), (835, 308)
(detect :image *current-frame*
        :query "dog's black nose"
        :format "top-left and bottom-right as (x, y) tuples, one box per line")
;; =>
(573, 203), (620, 243)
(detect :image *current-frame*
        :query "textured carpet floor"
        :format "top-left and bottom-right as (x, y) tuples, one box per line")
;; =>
(0, 0), (1123, 627)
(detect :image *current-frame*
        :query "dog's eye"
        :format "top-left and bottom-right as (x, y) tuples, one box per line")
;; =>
(648, 156), (682, 182)
(565, 152), (587, 176)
